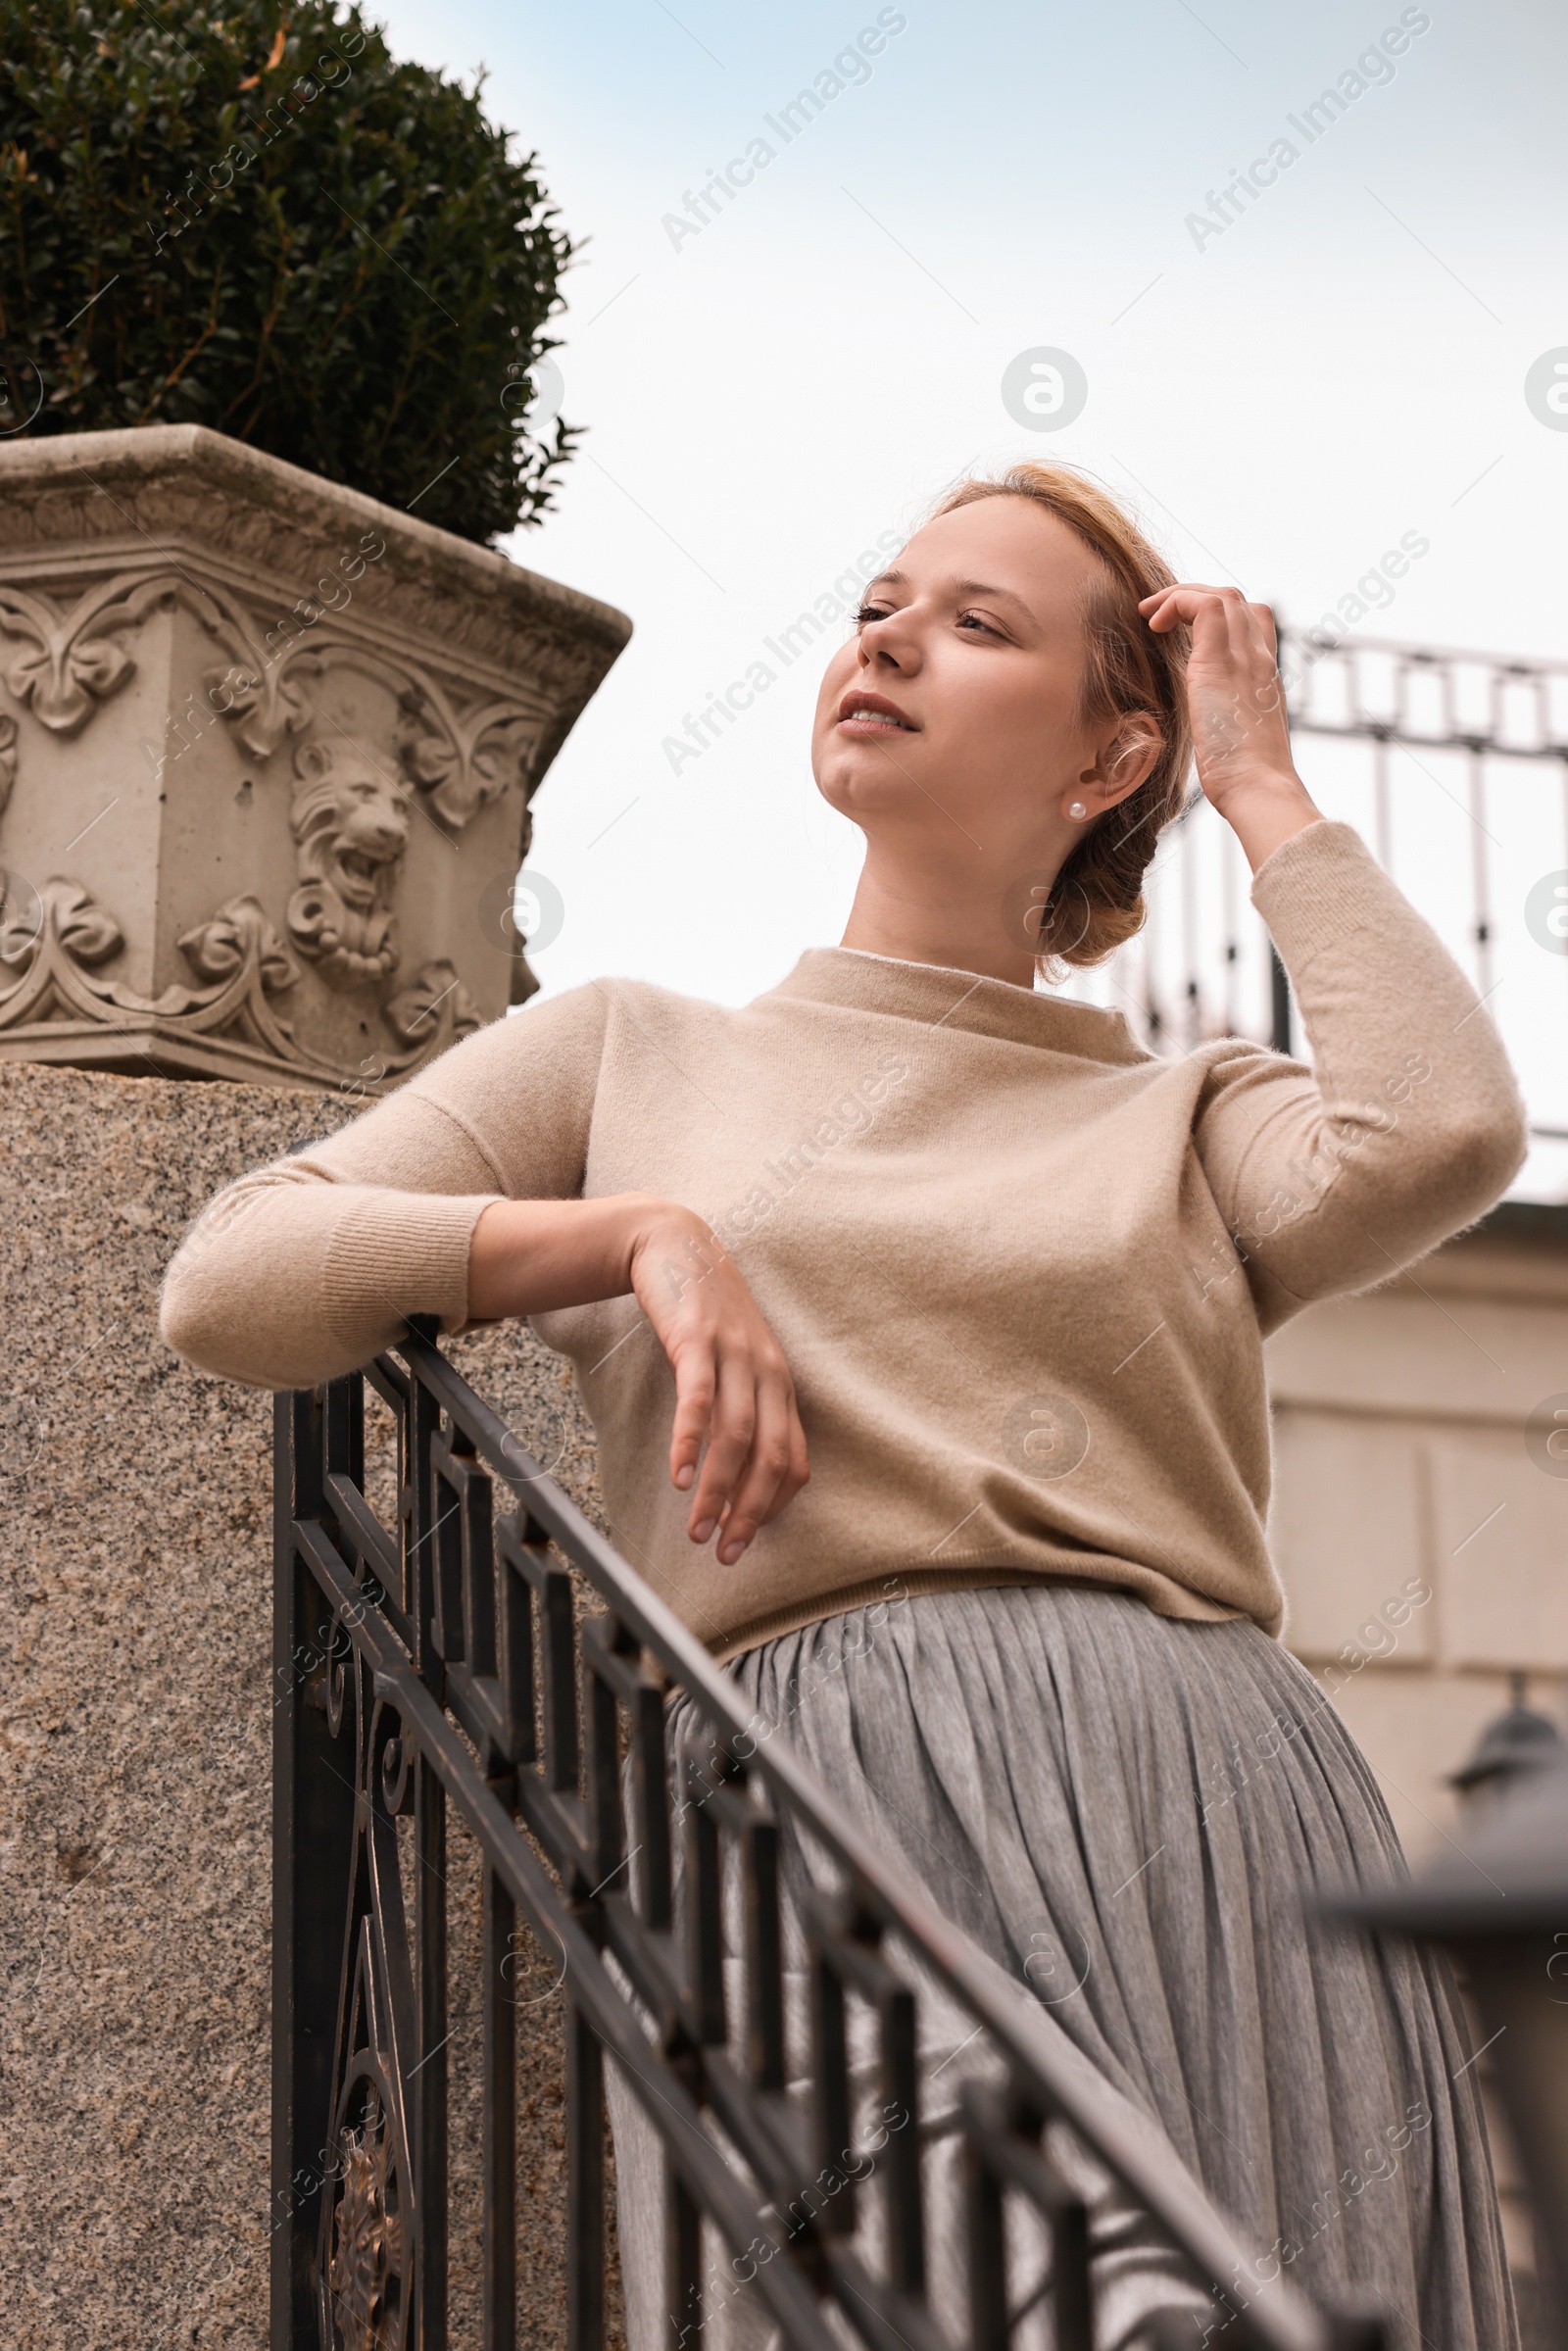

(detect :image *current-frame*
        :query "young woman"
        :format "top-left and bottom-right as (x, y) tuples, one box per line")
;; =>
(162, 465), (1526, 2347)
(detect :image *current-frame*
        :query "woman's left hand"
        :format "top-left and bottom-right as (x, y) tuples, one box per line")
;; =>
(1140, 582), (1323, 873)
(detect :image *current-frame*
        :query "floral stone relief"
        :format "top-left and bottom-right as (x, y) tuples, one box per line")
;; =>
(0, 431), (628, 1091)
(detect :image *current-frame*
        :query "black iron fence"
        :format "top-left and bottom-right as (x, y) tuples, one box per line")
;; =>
(272, 1321), (1391, 2351)
(1102, 631), (1568, 1159)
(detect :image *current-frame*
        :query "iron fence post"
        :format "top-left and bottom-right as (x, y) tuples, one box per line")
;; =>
(271, 1387), (358, 2351)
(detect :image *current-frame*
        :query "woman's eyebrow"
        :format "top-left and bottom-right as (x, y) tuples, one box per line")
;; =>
(950, 576), (1037, 616)
(863, 567), (1037, 620)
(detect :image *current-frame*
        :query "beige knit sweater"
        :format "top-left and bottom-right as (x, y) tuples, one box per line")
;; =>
(161, 821), (1526, 1660)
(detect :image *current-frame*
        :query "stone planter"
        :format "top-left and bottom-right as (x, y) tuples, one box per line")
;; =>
(0, 426), (629, 1090)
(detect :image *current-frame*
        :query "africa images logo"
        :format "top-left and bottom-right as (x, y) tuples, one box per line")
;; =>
(660, 11), (908, 253)
(1525, 350), (1568, 431)
(1184, 9), (1432, 253)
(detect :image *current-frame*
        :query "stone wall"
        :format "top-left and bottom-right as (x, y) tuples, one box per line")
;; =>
(0, 1058), (619, 2350)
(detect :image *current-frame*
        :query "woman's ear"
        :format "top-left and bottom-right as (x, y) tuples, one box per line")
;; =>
(1079, 712), (1162, 809)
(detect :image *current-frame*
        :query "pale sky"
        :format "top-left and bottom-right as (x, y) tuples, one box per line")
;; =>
(377, 0), (1568, 1193)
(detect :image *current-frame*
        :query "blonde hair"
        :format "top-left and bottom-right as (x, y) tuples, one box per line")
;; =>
(930, 464), (1193, 970)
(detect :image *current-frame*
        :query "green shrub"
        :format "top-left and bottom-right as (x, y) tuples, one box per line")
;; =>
(0, 0), (577, 544)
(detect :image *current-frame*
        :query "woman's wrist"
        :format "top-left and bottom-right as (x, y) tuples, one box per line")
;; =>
(467, 1192), (688, 1321)
(1207, 769), (1324, 875)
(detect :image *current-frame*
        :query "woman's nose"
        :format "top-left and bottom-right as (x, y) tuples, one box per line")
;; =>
(860, 620), (911, 663)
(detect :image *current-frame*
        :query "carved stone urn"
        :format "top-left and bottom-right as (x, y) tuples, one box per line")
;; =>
(0, 425), (630, 1091)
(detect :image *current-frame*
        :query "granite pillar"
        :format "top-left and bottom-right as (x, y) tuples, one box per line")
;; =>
(0, 1058), (623, 2349)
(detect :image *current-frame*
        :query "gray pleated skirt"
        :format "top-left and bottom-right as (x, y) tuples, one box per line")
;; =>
(606, 1583), (1516, 2351)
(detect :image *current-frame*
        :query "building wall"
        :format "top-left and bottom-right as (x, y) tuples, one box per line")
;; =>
(1268, 1210), (1568, 1858)
(1267, 1207), (1568, 2308)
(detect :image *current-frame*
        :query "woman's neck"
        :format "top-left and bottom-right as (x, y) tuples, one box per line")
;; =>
(837, 857), (1051, 989)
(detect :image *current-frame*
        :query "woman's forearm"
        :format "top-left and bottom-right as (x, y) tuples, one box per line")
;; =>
(1197, 821), (1528, 1319)
(466, 1192), (700, 1320)
(471, 1190), (808, 1562)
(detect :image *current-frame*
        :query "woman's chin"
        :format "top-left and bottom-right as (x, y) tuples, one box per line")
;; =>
(812, 746), (927, 816)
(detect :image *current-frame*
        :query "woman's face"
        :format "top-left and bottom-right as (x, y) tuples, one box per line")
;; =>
(811, 495), (1123, 865)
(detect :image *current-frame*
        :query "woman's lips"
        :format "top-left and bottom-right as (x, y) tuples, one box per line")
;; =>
(837, 691), (918, 734)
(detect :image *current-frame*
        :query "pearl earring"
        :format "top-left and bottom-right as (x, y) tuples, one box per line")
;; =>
(1067, 800), (1088, 819)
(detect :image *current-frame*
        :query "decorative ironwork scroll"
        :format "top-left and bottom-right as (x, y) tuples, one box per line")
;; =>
(273, 1330), (1391, 2351)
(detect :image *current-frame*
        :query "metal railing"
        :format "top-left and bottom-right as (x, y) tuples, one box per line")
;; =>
(271, 1321), (1390, 2351)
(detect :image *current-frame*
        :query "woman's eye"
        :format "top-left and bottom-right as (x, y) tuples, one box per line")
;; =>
(853, 603), (892, 628)
(957, 611), (1002, 636)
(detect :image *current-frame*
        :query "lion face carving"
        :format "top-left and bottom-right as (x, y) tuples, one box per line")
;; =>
(285, 740), (413, 988)
(293, 740), (411, 906)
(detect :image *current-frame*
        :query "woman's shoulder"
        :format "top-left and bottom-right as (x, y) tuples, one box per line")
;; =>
(411, 969), (743, 1096)
(508, 969), (743, 1040)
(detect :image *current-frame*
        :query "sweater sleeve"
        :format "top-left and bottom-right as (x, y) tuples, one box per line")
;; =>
(1192, 819), (1528, 1331)
(159, 980), (610, 1390)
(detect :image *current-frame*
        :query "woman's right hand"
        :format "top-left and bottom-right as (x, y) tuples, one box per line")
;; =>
(467, 1192), (809, 1568)
(625, 1200), (810, 1566)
